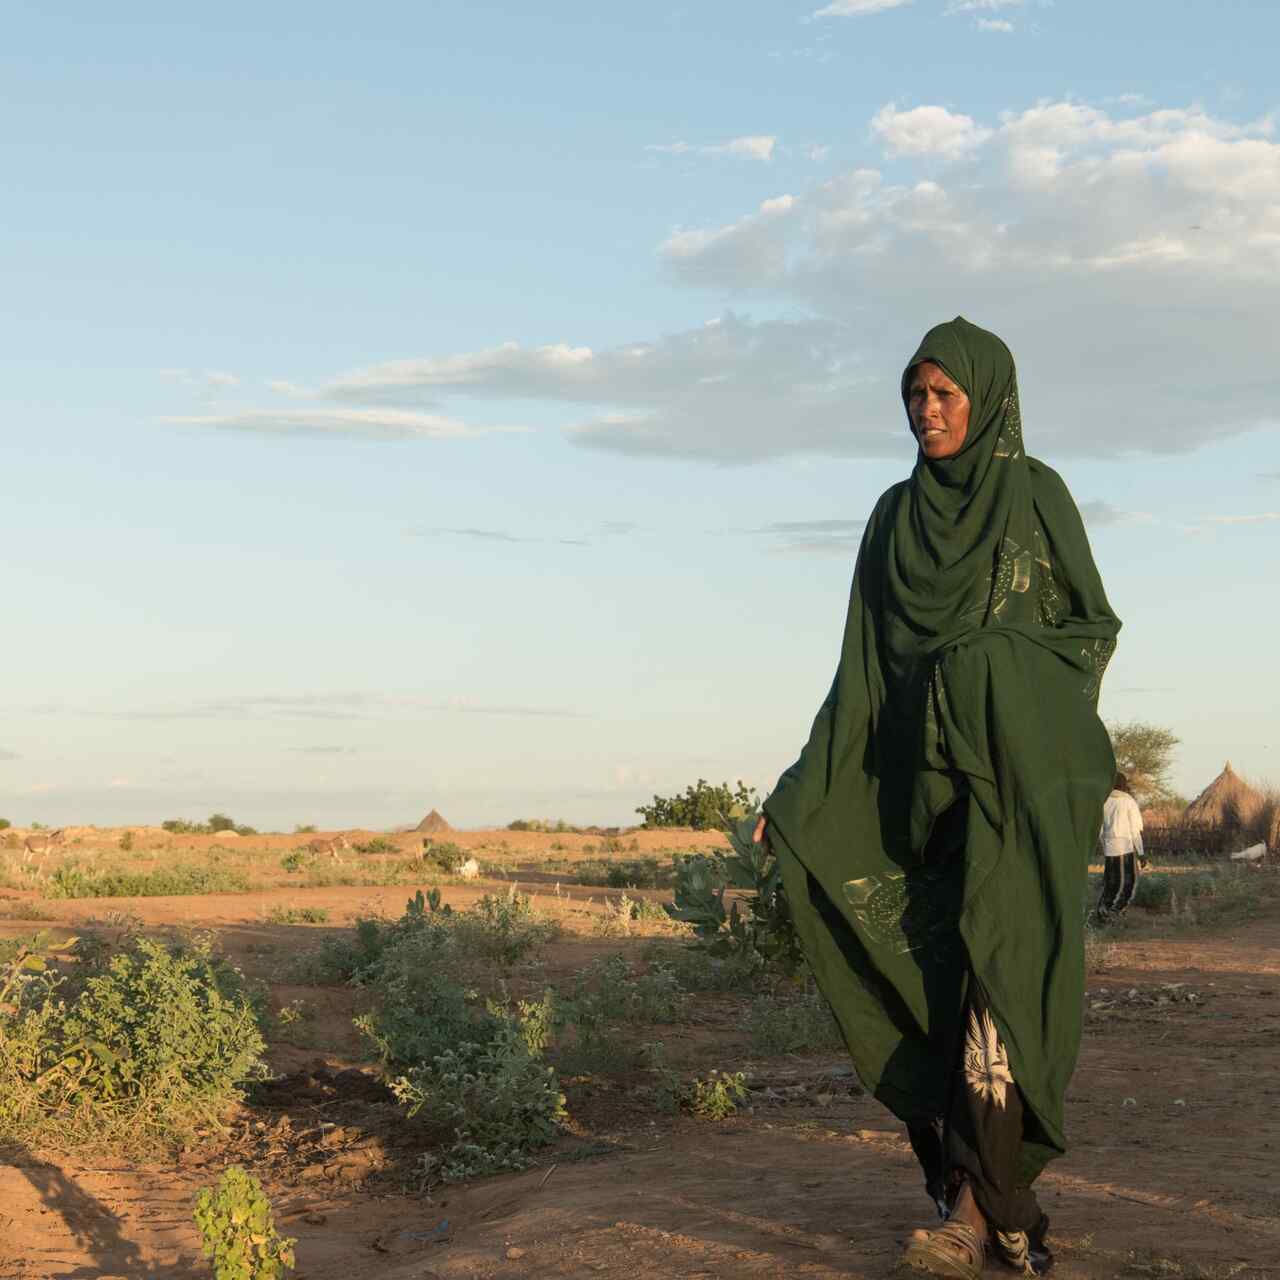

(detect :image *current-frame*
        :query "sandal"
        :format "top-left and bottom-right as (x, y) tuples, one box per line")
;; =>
(992, 1215), (1053, 1276)
(901, 1219), (985, 1280)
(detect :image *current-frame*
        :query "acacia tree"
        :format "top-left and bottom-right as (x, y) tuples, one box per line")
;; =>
(1106, 721), (1180, 803)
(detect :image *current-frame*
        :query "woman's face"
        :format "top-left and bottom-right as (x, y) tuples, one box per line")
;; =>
(907, 361), (970, 460)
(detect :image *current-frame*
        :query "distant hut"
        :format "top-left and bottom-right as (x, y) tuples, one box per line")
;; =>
(1182, 762), (1264, 830)
(415, 809), (453, 835)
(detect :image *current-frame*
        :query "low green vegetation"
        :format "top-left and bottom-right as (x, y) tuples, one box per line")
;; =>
(0, 930), (265, 1151)
(262, 905), (329, 924)
(747, 983), (844, 1055)
(193, 1165), (296, 1279)
(42, 862), (255, 899)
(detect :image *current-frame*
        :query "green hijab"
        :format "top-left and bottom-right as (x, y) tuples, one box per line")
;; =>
(764, 317), (1119, 1180)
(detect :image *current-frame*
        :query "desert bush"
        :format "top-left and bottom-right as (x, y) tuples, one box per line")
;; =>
(422, 840), (467, 873)
(666, 817), (803, 975)
(43, 863), (254, 899)
(747, 985), (843, 1055)
(507, 818), (579, 833)
(354, 836), (398, 855)
(391, 1014), (566, 1186)
(456, 887), (561, 967)
(640, 941), (763, 992)
(193, 1165), (295, 1279)
(1106, 721), (1181, 804)
(279, 849), (314, 873)
(118, 831), (134, 852)
(294, 824), (317, 834)
(0, 932), (265, 1150)
(636, 778), (759, 830)
(0, 819), (10, 830)
(263, 905), (329, 925)
(687, 1070), (749, 1120)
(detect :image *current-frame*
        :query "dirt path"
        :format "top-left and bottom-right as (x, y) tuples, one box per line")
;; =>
(1, 913), (1277, 1277)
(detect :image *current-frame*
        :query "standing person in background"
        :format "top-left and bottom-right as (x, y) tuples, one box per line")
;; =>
(1095, 773), (1145, 920)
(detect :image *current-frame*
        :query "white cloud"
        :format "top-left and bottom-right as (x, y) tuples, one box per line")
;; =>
(647, 134), (777, 162)
(1078, 501), (1153, 527)
(872, 104), (993, 159)
(161, 369), (241, 394)
(1200, 512), (1280, 525)
(813, 0), (912, 15)
(156, 407), (517, 441)
(976, 18), (1015, 31)
(946, 0), (1024, 10)
(235, 99), (1280, 468)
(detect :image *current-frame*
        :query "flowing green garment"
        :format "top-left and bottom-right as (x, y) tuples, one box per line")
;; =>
(763, 318), (1120, 1183)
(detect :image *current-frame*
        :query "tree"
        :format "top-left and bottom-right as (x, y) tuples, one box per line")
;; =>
(636, 779), (759, 830)
(1106, 721), (1180, 803)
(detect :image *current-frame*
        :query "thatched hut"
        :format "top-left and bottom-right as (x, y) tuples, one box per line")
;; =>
(415, 809), (453, 834)
(1182, 762), (1265, 830)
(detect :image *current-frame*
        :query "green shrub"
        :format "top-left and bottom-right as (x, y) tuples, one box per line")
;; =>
(353, 836), (397, 854)
(666, 817), (802, 975)
(294, 824), (318, 834)
(0, 819), (10, 831)
(279, 849), (314, 873)
(687, 1070), (749, 1120)
(43, 863), (254, 899)
(1132, 873), (1174, 911)
(458, 888), (561, 967)
(422, 840), (467, 872)
(637, 779), (759, 830)
(263, 905), (329, 925)
(118, 831), (134, 852)
(391, 1015), (566, 1186)
(193, 1165), (295, 1279)
(0, 933), (265, 1150)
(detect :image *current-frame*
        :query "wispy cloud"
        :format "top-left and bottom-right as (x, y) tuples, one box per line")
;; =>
(813, 0), (912, 16)
(161, 368), (240, 392)
(646, 135), (777, 162)
(21, 692), (585, 722)
(1078, 501), (1153, 528)
(291, 745), (359, 755)
(743, 517), (867, 555)
(1200, 512), (1280, 525)
(409, 527), (590, 547)
(976, 18), (1014, 31)
(156, 407), (519, 441)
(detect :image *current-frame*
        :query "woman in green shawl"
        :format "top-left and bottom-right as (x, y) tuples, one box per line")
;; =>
(758, 317), (1119, 1278)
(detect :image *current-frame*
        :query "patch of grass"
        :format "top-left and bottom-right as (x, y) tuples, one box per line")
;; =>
(747, 985), (844, 1055)
(640, 942), (764, 993)
(43, 862), (255, 899)
(0, 900), (50, 921)
(262, 905), (330, 925)
(687, 1069), (750, 1120)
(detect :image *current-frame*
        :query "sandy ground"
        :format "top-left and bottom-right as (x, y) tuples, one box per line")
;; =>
(0, 845), (1276, 1279)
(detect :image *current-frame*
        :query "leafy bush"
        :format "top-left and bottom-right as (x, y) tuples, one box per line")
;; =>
(43, 863), (254, 899)
(687, 1070), (749, 1120)
(640, 943), (763, 993)
(666, 816), (803, 975)
(263, 905), (329, 924)
(507, 818), (579, 833)
(294, 824), (318, 834)
(193, 1165), (296, 1279)
(422, 840), (467, 872)
(279, 849), (314, 873)
(118, 831), (134, 852)
(0, 819), (10, 830)
(458, 888), (561, 967)
(354, 837), (398, 854)
(391, 1015), (566, 1186)
(0, 932), (265, 1150)
(161, 814), (256, 837)
(636, 778), (759, 830)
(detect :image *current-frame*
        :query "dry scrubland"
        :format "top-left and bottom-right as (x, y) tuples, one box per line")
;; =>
(0, 825), (1277, 1278)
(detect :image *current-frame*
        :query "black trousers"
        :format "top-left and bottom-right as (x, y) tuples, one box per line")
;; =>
(907, 982), (1045, 1235)
(1097, 852), (1138, 918)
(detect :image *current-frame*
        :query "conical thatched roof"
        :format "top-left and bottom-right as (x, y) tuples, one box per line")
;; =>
(415, 809), (453, 834)
(1183, 762), (1264, 829)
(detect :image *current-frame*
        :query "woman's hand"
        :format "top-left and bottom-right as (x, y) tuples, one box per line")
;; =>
(753, 815), (771, 851)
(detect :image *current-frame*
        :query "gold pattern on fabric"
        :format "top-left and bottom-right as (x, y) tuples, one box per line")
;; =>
(842, 866), (960, 957)
(1032, 527), (1066, 627)
(1081, 638), (1117, 701)
(993, 393), (1025, 460)
(963, 1007), (1014, 1108)
(995, 1230), (1035, 1277)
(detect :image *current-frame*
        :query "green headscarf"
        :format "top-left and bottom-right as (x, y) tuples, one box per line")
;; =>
(764, 317), (1119, 1181)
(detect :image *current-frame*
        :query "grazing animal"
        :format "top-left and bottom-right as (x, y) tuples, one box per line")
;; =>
(306, 834), (351, 862)
(23, 828), (66, 864)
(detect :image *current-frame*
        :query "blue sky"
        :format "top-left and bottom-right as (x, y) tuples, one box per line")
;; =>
(3, 1), (1278, 829)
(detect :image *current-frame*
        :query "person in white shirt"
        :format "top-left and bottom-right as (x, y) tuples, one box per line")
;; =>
(1095, 773), (1145, 919)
